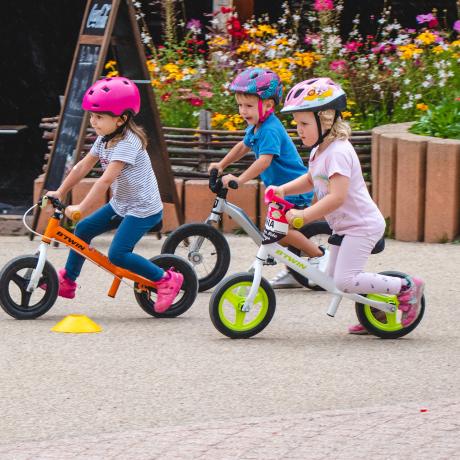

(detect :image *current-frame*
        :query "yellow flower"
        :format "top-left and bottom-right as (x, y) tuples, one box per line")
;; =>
(147, 60), (157, 72)
(347, 99), (356, 107)
(209, 36), (229, 47)
(290, 120), (297, 126)
(255, 24), (277, 37)
(151, 79), (161, 88)
(416, 31), (436, 45)
(292, 51), (318, 69)
(106, 70), (118, 77)
(104, 60), (117, 69)
(223, 121), (237, 131)
(275, 37), (289, 46)
(432, 45), (445, 54)
(236, 41), (261, 54)
(342, 111), (352, 118)
(398, 44), (423, 59)
(416, 103), (428, 111)
(450, 40), (460, 48)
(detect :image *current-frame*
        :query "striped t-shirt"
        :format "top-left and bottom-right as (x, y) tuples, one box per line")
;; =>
(89, 130), (163, 218)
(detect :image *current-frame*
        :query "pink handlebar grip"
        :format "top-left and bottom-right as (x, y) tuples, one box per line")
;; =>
(264, 188), (295, 210)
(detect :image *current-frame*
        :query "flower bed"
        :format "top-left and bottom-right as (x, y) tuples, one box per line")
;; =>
(122, 1), (460, 133)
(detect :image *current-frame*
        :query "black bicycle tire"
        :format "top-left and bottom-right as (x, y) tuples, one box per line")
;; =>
(0, 255), (58, 319)
(134, 254), (198, 318)
(161, 223), (231, 292)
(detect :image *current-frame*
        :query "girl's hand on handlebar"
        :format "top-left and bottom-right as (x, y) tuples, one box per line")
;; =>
(65, 205), (82, 222)
(222, 174), (239, 187)
(45, 190), (63, 202)
(266, 185), (284, 199)
(286, 209), (304, 228)
(208, 162), (223, 175)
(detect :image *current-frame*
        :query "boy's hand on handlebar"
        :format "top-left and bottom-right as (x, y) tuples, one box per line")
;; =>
(222, 174), (239, 187)
(208, 162), (223, 175)
(286, 209), (304, 228)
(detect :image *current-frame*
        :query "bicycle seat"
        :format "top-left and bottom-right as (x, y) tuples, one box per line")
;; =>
(328, 234), (385, 254)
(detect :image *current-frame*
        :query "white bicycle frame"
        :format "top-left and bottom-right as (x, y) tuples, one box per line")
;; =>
(243, 242), (397, 317)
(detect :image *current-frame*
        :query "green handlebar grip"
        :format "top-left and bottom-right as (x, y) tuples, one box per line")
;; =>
(292, 217), (304, 229)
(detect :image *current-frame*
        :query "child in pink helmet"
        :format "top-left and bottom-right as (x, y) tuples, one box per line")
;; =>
(208, 68), (329, 286)
(269, 77), (425, 333)
(45, 76), (182, 313)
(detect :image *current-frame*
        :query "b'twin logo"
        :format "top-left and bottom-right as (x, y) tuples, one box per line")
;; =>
(57, 231), (85, 251)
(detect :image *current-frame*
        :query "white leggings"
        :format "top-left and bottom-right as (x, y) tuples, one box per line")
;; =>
(327, 233), (402, 295)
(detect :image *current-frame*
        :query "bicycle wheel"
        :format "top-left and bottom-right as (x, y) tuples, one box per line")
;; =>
(287, 220), (332, 291)
(0, 255), (58, 319)
(134, 254), (198, 318)
(161, 223), (230, 292)
(355, 271), (425, 339)
(209, 273), (276, 339)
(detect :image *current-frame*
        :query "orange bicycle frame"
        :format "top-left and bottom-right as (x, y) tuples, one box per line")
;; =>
(42, 214), (157, 298)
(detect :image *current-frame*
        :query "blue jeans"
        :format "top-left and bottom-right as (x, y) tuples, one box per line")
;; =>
(65, 203), (164, 282)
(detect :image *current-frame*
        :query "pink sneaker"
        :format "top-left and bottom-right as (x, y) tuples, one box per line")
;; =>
(57, 269), (77, 299)
(154, 269), (184, 313)
(398, 276), (424, 326)
(348, 323), (369, 335)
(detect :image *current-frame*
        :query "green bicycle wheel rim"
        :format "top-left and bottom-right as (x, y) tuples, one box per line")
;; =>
(363, 293), (403, 332)
(218, 281), (269, 332)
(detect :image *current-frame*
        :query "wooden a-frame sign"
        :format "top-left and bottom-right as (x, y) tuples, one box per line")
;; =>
(32, 0), (183, 234)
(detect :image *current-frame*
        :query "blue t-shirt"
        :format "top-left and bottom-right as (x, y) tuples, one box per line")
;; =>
(243, 113), (313, 206)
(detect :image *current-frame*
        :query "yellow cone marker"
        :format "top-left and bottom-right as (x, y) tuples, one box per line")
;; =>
(51, 314), (102, 333)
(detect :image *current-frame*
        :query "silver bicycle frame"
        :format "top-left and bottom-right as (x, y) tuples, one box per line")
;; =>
(187, 196), (263, 255)
(243, 242), (397, 317)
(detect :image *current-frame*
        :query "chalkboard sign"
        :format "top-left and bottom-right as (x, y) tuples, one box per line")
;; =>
(44, 44), (100, 190)
(33, 0), (183, 235)
(83, 0), (113, 36)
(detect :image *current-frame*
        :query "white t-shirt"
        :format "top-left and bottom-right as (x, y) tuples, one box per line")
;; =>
(309, 139), (385, 236)
(89, 130), (163, 218)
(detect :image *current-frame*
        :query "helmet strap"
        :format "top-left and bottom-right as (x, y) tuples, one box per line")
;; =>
(308, 110), (340, 149)
(102, 113), (130, 146)
(257, 99), (274, 124)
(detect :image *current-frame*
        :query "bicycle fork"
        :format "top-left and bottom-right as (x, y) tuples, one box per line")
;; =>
(26, 242), (49, 292)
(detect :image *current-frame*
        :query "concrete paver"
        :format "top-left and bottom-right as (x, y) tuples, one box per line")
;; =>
(0, 234), (459, 458)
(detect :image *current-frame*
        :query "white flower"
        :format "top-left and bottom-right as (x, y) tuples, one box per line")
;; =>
(279, 18), (287, 25)
(414, 94), (422, 100)
(192, 111), (200, 117)
(292, 14), (300, 21)
(308, 16), (316, 22)
(394, 90), (401, 97)
(373, 83), (381, 90)
(133, 1), (141, 7)
(353, 18), (360, 24)
(337, 4), (344, 10)
(439, 80), (445, 87)
(422, 81), (431, 88)
(425, 74), (433, 80)
(447, 71), (454, 77)
(368, 74), (375, 80)
(378, 18), (385, 24)
(404, 78), (411, 85)
(323, 26), (332, 33)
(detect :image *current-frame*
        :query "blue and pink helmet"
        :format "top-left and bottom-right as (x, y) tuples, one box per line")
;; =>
(229, 68), (283, 123)
(229, 68), (283, 103)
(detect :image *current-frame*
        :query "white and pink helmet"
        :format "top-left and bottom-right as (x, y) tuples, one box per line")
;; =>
(281, 77), (346, 114)
(82, 76), (141, 116)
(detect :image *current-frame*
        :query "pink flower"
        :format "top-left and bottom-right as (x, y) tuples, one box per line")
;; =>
(344, 41), (362, 52)
(199, 89), (213, 98)
(189, 97), (203, 107)
(454, 20), (460, 32)
(314, 0), (333, 12)
(416, 13), (435, 24)
(329, 60), (347, 73)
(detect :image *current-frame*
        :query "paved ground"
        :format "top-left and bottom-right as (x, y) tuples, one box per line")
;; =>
(0, 234), (459, 459)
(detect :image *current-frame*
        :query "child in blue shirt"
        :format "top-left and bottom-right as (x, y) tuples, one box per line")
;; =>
(208, 68), (328, 284)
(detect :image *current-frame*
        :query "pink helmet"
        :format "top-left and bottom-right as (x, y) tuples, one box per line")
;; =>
(82, 76), (141, 116)
(281, 77), (346, 114)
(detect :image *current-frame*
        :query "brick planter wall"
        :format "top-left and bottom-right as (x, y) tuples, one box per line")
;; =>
(372, 123), (460, 243)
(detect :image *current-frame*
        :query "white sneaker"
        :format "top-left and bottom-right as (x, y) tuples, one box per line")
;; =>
(308, 247), (329, 273)
(270, 269), (302, 289)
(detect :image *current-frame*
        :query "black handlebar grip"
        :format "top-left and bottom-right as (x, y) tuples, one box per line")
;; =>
(209, 168), (219, 191)
(228, 180), (239, 189)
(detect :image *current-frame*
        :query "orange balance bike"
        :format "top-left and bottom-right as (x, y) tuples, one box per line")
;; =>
(0, 196), (198, 319)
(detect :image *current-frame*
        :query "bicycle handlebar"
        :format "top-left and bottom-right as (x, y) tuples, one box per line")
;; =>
(39, 196), (82, 222)
(209, 168), (239, 192)
(264, 188), (303, 229)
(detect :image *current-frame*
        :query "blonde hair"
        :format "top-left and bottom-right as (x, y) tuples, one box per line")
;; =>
(112, 116), (148, 149)
(318, 109), (351, 141)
